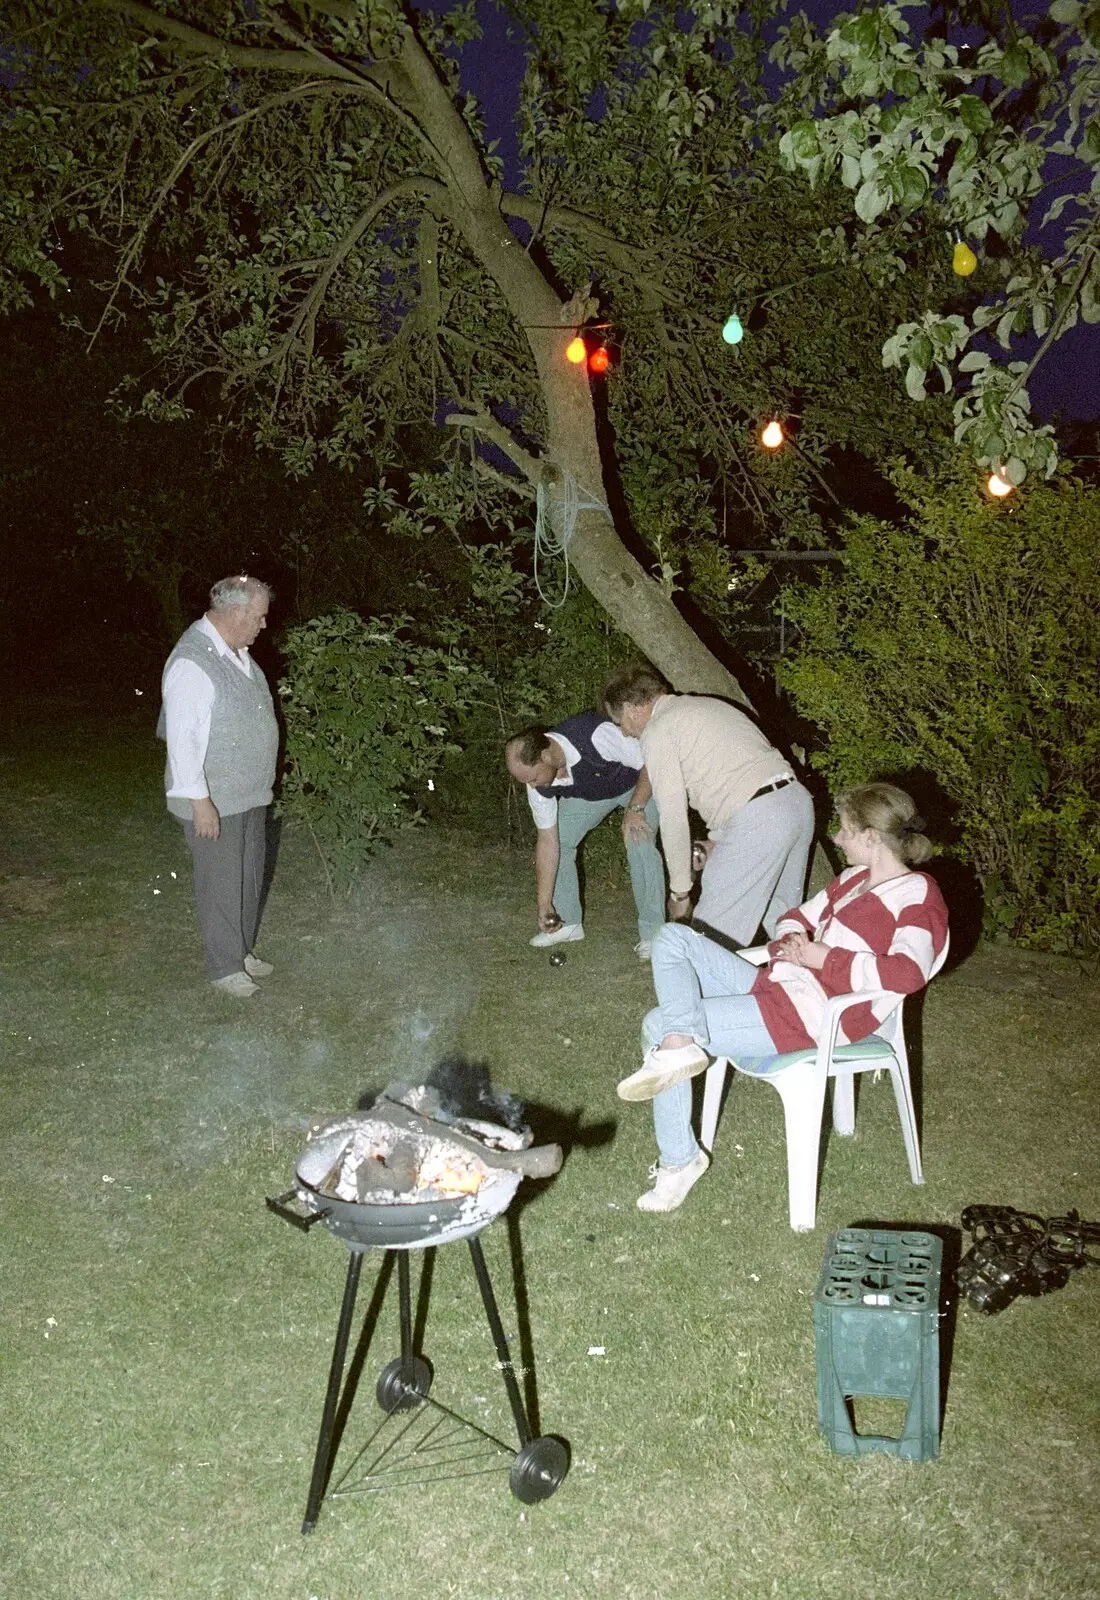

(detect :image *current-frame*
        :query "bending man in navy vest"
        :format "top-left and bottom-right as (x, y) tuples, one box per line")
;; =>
(505, 712), (665, 960)
(160, 575), (280, 998)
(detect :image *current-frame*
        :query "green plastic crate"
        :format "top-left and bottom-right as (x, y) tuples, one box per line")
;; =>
(814, 1228), (943, 1460)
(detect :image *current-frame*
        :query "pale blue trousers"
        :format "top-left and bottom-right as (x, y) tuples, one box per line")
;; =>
(554, 791), (664, 942)
(642, 923), (779, 1167)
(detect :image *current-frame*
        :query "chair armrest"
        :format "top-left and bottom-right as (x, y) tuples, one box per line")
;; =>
(739, 944), (771, 967)
(815, 988), (900, 1068)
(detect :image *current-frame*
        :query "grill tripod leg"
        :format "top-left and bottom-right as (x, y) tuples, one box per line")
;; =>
(398, 1250), (413, 1363)
(302, 1249), (363, 1534)
(468, 1234), (532, 1448)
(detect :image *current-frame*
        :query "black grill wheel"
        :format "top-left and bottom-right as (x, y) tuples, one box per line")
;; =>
(375, 1355), (433, 1413)
(509, 1436), (569, 1503)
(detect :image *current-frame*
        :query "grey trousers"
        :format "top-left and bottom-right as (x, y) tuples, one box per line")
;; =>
(694, 781), (815, 946)
(181, 806), (268, 980)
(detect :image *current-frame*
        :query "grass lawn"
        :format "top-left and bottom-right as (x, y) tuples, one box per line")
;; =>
(2, 698), (1098, 1600)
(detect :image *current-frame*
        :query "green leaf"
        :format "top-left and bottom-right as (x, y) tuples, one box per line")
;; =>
(999, 46), (1030, 89)
(854, 178), (889, 222)
(911, 332), (933, 369)
(788, 119), (821, 162)
(900, 165), (929, 209)
(957, 97), (993, 136)
(905, 362), (927, 400)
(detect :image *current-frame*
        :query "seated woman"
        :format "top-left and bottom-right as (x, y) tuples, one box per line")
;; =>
(617, 783), (949, 1213)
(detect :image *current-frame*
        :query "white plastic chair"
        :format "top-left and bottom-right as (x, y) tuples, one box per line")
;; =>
(699, 939), (949, 1232)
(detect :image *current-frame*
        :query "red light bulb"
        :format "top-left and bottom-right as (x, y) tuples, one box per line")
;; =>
(588, 345), (610, 374)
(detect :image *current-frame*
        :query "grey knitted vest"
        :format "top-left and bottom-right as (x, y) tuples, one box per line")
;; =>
(161, 622), (279, 820)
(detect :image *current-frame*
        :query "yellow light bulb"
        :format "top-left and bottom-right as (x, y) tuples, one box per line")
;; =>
(565, 336), (587, 364)
(952, 239), (978, 277)
(987, 471), (1013, 498)
(761, 419), (784, 449)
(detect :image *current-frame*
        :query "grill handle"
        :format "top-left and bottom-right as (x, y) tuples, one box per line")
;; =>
(266, 1188), (332, 1232)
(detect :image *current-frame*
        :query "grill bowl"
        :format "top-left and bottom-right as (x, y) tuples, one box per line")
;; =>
(292, 1120), (521, 1251)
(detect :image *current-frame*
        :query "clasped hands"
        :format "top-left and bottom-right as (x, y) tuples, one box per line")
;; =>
(775, 930), (828, 970)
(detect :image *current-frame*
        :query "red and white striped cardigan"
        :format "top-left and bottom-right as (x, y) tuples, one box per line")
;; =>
(750, 867), (949, 1054)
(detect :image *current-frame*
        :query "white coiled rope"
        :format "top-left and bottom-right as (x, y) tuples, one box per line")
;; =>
(533, 468), (608, 609)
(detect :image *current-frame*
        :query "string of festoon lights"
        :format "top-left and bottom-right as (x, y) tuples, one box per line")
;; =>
(550, 226), (1015, 492)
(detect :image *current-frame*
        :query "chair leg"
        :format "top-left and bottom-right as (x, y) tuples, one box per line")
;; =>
(888, 1061), (925, 1185)
(832, 1071), (856, 1137)
(700, 1058), (729, 1152)
(771, 1061), (828, 1231)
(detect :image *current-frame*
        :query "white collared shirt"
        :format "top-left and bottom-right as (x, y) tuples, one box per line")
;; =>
(526, 721), (644, 830)
(163, 616), (257, 800)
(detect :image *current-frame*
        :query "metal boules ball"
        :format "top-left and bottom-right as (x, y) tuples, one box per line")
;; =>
(549, 951), (567, 967)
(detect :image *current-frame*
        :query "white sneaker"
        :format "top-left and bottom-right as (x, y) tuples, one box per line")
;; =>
(529, 924), (584, 948)
(212, 971), (260, 998)
(617, 1042), (709, 1102)
(637, 1150), (709, 1212)
(634, 941), (652, 961)
(244, 953), (274, 977)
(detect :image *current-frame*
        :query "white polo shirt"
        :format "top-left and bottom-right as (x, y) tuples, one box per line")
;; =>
(526, 721), (645, 830)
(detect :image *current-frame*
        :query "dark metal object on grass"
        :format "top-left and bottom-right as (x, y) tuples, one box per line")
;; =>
(266, 1075), (569, 1530)
(956, 1205), (1100, 1314)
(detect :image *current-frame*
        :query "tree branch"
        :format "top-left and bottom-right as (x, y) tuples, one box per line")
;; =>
(266, 178), (444, 404)
(88, 79), (341, 347)
(444, 409), (542, 485)
(999, 244), (1097, 416)
(97, 0), (354, 78)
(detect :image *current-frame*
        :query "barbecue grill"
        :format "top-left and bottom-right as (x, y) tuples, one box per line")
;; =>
(267, 1075), (570, 1531)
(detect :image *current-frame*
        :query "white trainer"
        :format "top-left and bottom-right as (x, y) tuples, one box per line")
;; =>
(617, 1042), (709, 1101)
(212, 971), (260, 998)
(244, 953), (274, 977)
(634, 941), (653, 961)
(637, 1150), (709, 1212)
(529, 924), (584, 948)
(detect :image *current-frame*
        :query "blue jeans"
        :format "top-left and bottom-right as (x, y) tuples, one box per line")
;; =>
(642, 923), (779, 1167)
(554, 791), (664, 942)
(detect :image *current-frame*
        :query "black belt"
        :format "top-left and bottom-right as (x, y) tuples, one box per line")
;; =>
(747, 776), (795, 803)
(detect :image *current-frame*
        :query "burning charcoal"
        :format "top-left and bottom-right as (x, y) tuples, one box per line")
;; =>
(355, 1143), (418, 1199)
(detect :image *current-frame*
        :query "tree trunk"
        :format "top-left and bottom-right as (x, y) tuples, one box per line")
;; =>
(390, 22), (748, 702)
(104, 2), (750, 703)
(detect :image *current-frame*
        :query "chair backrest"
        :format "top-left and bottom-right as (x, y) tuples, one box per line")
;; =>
(818, 928), (946, 1075)
(836, 931), (950, 1063)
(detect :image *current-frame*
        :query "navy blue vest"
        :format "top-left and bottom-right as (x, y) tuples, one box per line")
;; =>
(535, 712), (638, 802)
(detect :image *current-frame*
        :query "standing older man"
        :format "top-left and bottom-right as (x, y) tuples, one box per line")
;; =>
(159, 575), (279, 996)
(602, 665), (814, 948)
(505, 711), (665, 958)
